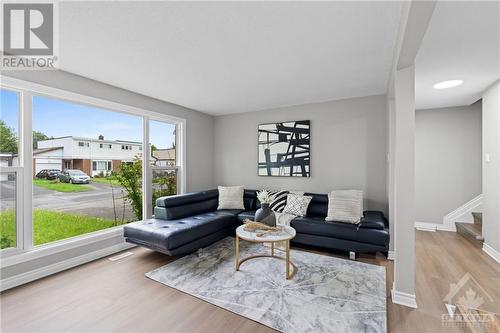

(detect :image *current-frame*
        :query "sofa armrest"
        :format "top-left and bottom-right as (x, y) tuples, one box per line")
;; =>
(359, 211), (388, 230)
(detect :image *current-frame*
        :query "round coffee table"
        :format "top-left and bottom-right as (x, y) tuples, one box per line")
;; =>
(235, 224), (297, 280)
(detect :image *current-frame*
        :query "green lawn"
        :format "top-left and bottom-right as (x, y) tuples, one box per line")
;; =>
(0, 209), (122, 249)
(91, 177), (122, 186)
(33, 179), (92, 192)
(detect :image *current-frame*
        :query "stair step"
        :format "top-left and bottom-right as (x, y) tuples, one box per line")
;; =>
(456, 222), (484, 247)
(455, 305), (500, 333)
(456, 222), (483, 240)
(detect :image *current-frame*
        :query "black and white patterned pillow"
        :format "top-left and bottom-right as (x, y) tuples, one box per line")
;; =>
(268, 190), (289, 213)
(282, 194), (312, 217)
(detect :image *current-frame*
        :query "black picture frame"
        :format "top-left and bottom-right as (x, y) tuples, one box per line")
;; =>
(257, 120), (310, 177)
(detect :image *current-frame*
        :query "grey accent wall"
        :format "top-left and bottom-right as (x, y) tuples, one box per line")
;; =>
(415, 103), (482, 223)
(3, 70), (215, 192)
(214, 95), (388, 213)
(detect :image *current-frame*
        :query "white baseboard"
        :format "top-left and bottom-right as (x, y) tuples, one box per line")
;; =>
(414, 222), (437, 232)
(443, 194), (483, 229)
(391, 284), (418, 308)
(0, 242), (135, 292)
(388, 250), (395, 261)
(436, 223), (457, 232)
(482, 243), (500, 264)
(414, 221), (456, 232)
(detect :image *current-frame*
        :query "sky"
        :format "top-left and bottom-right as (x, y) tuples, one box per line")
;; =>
(0, 88), (175, 149)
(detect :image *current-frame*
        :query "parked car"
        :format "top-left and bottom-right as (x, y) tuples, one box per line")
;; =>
(58, 169), (91, 184)
(36, 169), (61, 180)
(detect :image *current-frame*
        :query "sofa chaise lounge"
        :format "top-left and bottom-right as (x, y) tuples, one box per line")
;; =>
(123, 189), (390, 258)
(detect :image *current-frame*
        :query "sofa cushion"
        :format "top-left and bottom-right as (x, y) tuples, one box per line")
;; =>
(291, 216), (389, 246)
(124, 211), (237, 252)
(304, 192), (328, 217)
(156, 189), (218, 208)
(237, 210), (256, 224)
(243, 189), (258, 211)
(155, 190), (219, 220)
(154, 199), (219, 220)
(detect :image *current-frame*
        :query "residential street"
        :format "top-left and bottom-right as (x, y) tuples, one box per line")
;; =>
(0, 181), (136, 222)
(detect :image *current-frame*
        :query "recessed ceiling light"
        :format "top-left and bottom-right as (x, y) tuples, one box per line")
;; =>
(433, 80), (463, 89)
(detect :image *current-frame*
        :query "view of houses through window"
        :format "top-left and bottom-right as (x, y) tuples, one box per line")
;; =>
(0, 88), (178, 249)
(150, 119), (177, 214)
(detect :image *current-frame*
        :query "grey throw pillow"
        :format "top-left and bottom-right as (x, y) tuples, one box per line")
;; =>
(282, 194), (312, 217)
(217, 185), (245, 210)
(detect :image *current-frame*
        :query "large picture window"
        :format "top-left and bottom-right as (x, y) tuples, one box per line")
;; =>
(0, 89), (20, 250)
(0, 78), (184, 254)
(150, 120), (177, 214)
(32, 95), (145, 245)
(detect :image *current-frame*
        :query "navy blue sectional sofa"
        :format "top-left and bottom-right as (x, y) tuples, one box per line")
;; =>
(123, 189), (390, 257)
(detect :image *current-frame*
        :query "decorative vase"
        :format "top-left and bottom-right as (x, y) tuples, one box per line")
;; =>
(255, 203), (276, 227)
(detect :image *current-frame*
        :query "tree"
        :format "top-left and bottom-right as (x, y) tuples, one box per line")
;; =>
(153, 171), (177, 202)
(115, 159), (143, 220)
(151, 144), (157, 152)
(0, 120), (18, 154)
(115, 157), (177, 221)
(33, 131), (49, 149)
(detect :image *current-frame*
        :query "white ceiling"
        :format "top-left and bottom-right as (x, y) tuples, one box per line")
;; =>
(58, 1), (403, 115)
(415, 1), (500, 110)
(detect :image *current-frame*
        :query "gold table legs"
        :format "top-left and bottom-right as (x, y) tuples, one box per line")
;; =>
(235, 236), (297, 280)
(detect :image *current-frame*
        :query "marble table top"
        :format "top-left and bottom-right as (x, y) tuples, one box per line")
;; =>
(236, 224), (296, 242)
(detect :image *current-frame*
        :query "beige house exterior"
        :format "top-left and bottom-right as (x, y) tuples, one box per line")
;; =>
(34, 136), (143, 176)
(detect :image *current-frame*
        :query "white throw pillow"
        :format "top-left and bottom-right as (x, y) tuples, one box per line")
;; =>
(217, 185), (245, 210)
(282, 194), (312, 217)
(325, 190), (363, 224)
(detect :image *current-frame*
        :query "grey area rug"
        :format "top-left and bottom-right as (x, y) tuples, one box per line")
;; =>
(146, 237), (386, 333)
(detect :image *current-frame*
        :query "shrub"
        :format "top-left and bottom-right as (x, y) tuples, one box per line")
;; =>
(115, 158), (177, 220)
(0, 235), (14, 249)
(115, 158), (143, 220)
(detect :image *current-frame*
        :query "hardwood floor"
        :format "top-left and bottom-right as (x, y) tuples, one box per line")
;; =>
(1, 231), (499, 333)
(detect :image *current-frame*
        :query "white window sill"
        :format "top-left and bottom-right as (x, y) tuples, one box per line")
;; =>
(0, 226), (125, 268)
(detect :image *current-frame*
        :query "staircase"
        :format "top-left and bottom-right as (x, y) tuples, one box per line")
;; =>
(455, 305), (500, 333)
(456, 212), (484, 247)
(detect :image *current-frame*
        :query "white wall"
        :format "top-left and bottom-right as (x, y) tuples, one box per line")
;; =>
(391, 65), (416, 306)
(482, 81), (500, 258)
(214, 95), (388, 213)
(415, 103), (482, 224)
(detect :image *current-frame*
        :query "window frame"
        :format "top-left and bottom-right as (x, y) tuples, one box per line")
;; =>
(0, 87), (26, 256)
(0, 76), (186, 263)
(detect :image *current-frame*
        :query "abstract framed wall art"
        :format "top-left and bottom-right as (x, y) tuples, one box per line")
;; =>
(258, 120), (310, 177)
